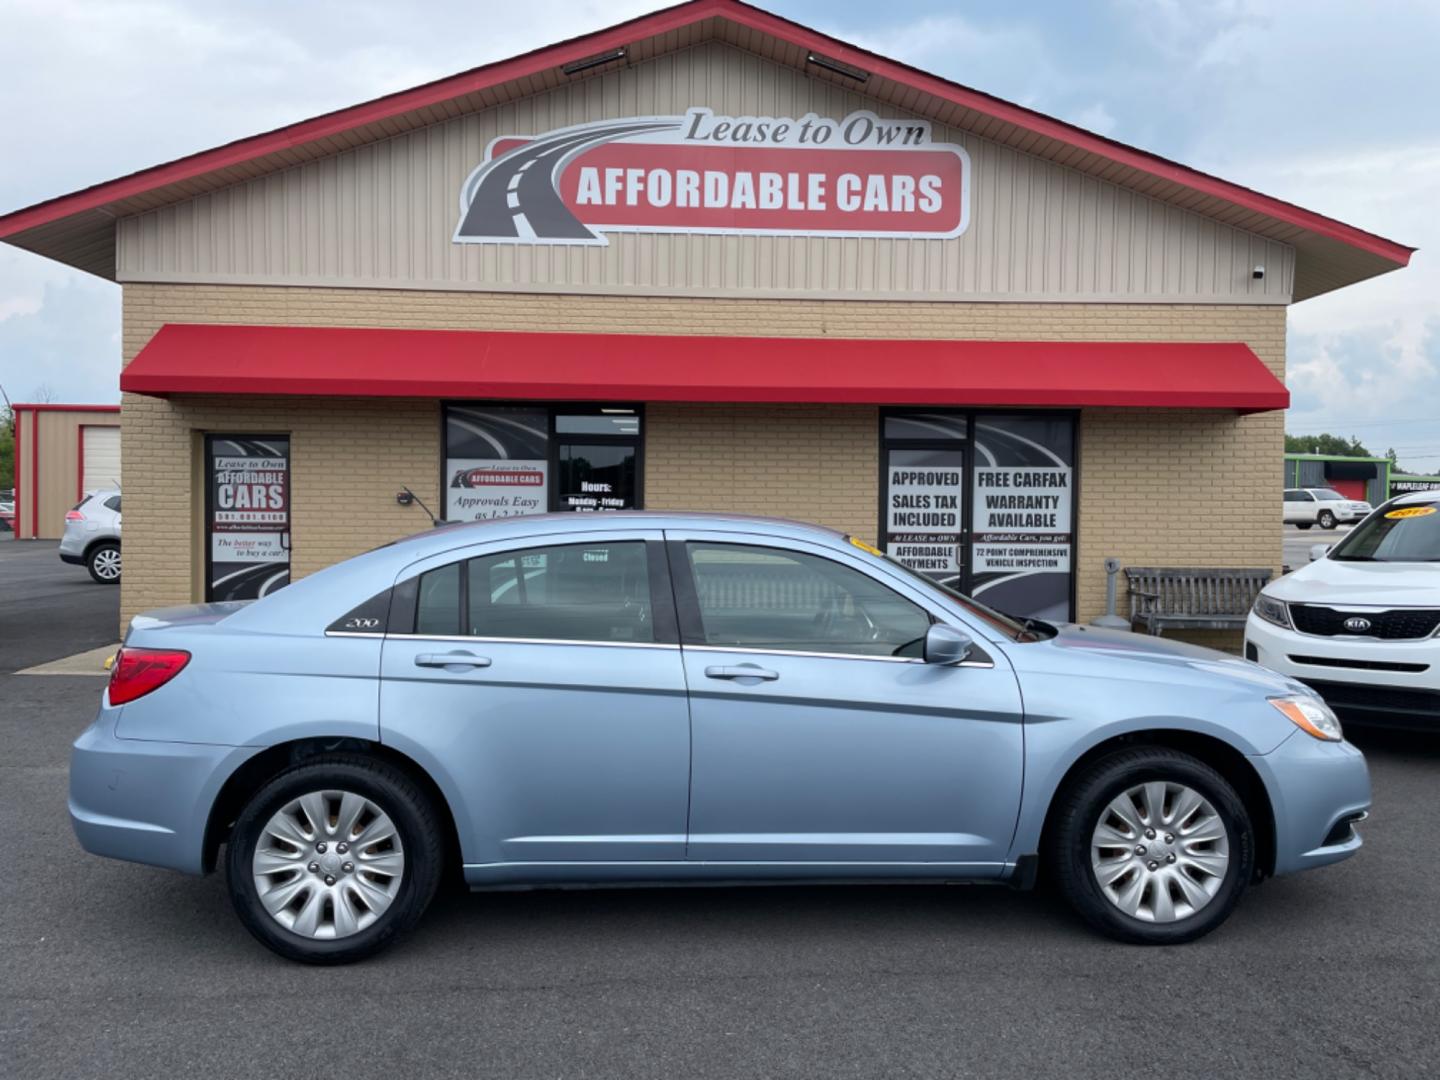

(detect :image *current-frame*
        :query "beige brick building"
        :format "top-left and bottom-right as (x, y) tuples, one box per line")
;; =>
(0, 0), (1411, 641)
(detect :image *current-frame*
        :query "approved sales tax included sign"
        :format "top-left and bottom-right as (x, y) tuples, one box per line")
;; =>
(455, 109), (970, 245)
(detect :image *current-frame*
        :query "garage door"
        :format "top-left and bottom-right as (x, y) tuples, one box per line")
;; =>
(82, 426), (122, 493)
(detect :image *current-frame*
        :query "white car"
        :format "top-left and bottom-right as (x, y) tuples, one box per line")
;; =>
(58, 489), (122, 583)
(1282, 487), (1372, 530)
(1247, 491), (1440, 728)
(1284, 489), (1370, 529)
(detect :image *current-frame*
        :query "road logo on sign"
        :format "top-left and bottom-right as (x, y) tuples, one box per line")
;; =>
(454, 108), (970, 245)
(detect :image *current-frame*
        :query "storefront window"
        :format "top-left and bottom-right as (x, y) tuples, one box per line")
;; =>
(881, 411), (1076, 622)
(205, 435), (291, 601)
(443, 404), (642, 521)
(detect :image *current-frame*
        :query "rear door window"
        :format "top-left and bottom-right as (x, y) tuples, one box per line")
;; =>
(411, 541), (656, 643)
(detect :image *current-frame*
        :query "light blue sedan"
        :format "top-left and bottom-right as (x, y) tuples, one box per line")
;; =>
(70, 514), (1370, 962)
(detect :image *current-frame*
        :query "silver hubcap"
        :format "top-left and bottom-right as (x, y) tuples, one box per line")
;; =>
(93, 549), (120, 579)
(252, 790), (405, 940)
(1090, 781), (1230, 923)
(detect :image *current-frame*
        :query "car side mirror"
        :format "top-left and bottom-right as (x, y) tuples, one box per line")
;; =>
(923, 624), (974, 665)
(1309, 544), (1331, 562)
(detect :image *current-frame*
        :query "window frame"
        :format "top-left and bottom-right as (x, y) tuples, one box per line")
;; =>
(439, 402), (645, 519)
(878, 408), (1079, 623)
(666, 536), (992, 665)
(390, 535), (679, 647)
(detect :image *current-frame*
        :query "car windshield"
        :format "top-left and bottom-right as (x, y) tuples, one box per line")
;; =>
(1331, 503), (1440, 562)
(1314, 489), (1346, 501)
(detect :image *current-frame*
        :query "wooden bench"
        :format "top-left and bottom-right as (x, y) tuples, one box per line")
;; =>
(1123, 567), (1272, 636)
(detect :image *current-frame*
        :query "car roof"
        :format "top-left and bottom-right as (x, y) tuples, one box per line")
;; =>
(393, 511), (848, 556)
(1388, 490), (1440, 506)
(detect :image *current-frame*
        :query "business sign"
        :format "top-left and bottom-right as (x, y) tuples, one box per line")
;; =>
(207, 438), (291, 601)
(455, 108), (970, 245)
(447, 460), (548, 521)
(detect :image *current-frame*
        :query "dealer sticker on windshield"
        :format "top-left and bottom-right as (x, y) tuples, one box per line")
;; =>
(1385, 505), (1437, 519)
(849, 536), (884, 557)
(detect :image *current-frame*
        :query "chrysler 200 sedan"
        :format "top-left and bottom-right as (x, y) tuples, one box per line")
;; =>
(71, 514), (1370, 963)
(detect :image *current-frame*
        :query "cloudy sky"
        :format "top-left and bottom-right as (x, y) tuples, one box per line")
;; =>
(1, 0), (1435, 469)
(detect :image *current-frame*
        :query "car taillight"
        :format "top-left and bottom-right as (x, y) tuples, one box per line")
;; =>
(65, 510), (85, 522)
(108, 647), (191, 705)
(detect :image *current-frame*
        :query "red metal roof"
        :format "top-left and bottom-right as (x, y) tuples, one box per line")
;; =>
(120, 324), (1290, 413)
(0, 0), (1412, 298)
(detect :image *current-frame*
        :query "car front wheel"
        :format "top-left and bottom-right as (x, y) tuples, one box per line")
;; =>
(226, 755), (443, 963)
(1318, 510), (1337, 529)
(1049, 747), (1254, 944)
(86, 542), (121, 584)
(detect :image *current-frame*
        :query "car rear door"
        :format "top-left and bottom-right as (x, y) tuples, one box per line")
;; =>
(667, 529), (1025, 875)
(378, 530), (692, 869)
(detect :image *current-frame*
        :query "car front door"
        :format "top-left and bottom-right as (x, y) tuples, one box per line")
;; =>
(668, 531), (1025, 875)
(379, 531), (691, 869)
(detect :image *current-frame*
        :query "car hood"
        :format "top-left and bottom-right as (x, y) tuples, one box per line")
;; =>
(1016, 622), (1310, 697)
(1268, 558), (1440, 606)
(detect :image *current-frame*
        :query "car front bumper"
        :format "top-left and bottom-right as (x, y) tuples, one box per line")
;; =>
(69, 703), (254, 875)
(1246, 613), (1440, 727)
(1250, 728), (1371, 876)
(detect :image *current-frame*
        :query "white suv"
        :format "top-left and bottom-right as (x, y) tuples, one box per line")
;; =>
(58, 489), (122, 583)
(1282, 487), (1372, 530)
(1247, 491), (1440, 728)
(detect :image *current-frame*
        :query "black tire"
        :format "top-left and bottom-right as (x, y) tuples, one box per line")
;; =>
(86, 542), (121, 584)
(1295, 523), (1312, 531)
(1318, 510), (1337, 529)
(225, 754), (444, 964)
(1048, 747), (1254, 945)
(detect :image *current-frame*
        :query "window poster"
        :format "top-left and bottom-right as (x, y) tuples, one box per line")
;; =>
(445, 406), (549, 521)
(969, 416), (1075, 622)
(207, 436), (291, 601)
(885, 448), (965, 587)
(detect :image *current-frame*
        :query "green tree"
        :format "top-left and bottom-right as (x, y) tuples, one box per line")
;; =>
(1284, 432), (1373, 457)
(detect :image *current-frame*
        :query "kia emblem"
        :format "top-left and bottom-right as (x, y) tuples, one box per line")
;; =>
(1343, 617), (1373, 633)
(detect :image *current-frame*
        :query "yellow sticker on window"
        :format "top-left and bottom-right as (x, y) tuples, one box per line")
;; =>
(1385, 506), (1437, 519)
(849, 536), (884, 556)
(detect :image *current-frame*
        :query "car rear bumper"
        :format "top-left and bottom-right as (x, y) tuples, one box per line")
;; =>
(58, 551), (85, 565)
(1251, 730), (1371, 876)
(69, 705), (251, 875)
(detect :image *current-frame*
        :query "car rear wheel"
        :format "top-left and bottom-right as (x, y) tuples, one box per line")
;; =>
(86, 542), (121, 584)
(225, 755), (443, 964)
(1318, 510), (1337, 529)
(1049, 747), (1253, 944)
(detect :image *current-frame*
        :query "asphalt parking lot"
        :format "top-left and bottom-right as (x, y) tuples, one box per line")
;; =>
(1283, 521), (1354, 572)
(3, 538), (1437, 1079)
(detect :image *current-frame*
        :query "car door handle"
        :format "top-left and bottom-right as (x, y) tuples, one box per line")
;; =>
(414, 651), (492, 669)
(704, 664), (779, 681)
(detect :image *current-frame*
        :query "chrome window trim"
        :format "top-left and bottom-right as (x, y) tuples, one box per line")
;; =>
(383, 633), (679, 650)
(682, 642), (995, 669)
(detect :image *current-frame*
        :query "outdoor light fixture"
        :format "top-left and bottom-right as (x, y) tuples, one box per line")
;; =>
(562, 47), (626, 76)
(806, 52), (869, 82)
(1252, 265), (1266, 280)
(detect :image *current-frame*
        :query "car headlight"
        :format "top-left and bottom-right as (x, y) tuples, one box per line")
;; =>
(1252, 593), (1291, 629)
(1270, 695), (1343, 742)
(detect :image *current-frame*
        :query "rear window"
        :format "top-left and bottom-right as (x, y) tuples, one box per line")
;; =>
(105, 496), (122, 512)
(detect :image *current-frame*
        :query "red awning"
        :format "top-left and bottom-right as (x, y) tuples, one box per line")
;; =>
(120, 323), (1289, 413)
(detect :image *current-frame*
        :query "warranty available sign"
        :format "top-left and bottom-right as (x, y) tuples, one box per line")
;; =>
(454, 109), (971, 245)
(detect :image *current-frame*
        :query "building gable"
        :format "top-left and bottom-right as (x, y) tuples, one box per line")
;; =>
(115, 40), (1293, 304)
